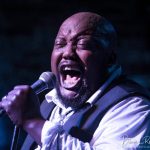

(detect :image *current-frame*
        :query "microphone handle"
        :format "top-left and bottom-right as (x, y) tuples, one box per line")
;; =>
(31, 79), (48, 94)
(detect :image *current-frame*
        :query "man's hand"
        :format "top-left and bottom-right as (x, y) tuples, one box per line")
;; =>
(0, 85), (41, 126)
(0, 85), (45, 145)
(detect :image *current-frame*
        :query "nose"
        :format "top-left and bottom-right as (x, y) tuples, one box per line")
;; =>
(62, 44), (77, 60)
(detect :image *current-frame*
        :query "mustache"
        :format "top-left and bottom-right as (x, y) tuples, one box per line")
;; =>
(58, 60), (84, 73)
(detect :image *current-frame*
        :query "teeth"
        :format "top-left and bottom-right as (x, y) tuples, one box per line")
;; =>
(63, 66), (80, 72)
(60, 65), (82, 89)
(64, 67), (71, 71)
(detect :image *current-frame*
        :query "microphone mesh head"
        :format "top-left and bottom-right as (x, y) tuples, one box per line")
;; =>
(39, 71), (56, 89)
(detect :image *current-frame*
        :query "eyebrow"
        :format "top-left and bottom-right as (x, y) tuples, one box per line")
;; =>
(56, 29), (94, 43)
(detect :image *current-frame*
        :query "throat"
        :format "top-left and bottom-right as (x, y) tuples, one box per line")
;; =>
(60, 72), (82, 90)
(63, 74), (81, 89)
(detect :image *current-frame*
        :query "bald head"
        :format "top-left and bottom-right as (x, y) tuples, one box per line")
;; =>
(57, 12), (117, 63)
(58, 12), (102, 39)
(61, 12), (101, 31)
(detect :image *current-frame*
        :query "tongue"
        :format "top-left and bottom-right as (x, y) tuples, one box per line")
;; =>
(63, 74), (79, 88)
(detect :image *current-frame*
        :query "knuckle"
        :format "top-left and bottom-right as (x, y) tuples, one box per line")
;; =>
(7, 100), (12, 106)
(7, 100), (15, 110)
(17, 89), (24, 95)
(6, 107), (11, 114)
(16, 87), (30, 95)
(22, 85), (31, 93)
(24, 85), (31, 91)
(11, 95), (17, 102)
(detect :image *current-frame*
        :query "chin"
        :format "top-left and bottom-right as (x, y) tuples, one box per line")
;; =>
(60, 88), (80, 99)
(56, 79), (91, 109)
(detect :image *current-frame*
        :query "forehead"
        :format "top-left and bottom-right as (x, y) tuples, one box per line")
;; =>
(57, 13), (100, 38)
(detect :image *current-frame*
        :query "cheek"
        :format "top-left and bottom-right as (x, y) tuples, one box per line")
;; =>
(77, 50), (93, 68)
(77, 51), (107, 75)
(51, 51), (62, 73)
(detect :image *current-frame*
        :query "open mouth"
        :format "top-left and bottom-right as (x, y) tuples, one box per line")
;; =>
(59, 62), (83, 90)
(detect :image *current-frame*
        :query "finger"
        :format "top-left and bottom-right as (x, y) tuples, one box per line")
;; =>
(1, 94), (17, 107)
(0, 95), (6, 108)
(2, 95), (7, 101)
(6, 94), (17, 102)
(14, 85), (30, 90)
(0, 97), (11, 113)
(8, 89), (22, 96)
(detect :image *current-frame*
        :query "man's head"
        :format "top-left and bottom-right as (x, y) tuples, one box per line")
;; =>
(51, 12), (117, 108)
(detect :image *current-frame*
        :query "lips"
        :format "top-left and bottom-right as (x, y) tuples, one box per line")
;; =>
(58, 61), (84, 90)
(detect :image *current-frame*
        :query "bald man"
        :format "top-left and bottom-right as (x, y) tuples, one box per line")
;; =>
(1, 12), (150, 150)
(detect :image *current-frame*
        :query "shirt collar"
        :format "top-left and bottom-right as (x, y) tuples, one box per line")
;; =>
(45, 64), (122, 110)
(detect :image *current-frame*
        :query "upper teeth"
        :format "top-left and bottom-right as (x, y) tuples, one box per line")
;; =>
(63, 66), (80, 72)
(64, 67), (72, 71)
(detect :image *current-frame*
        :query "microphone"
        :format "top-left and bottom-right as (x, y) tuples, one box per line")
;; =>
(31, 71), (56, 94)
(0, 71), (56, 116)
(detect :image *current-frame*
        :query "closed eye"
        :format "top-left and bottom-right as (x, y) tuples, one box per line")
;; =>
(55, 43), (66, 48)
(77, 42), (93, 50)
(54, 38), (66, 48)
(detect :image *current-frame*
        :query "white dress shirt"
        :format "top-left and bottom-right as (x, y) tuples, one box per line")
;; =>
(36, 66), (150, 150)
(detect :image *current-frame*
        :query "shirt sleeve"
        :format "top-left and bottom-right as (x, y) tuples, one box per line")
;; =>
(91, 96), (150, 150)
(40, 97), (150, 150)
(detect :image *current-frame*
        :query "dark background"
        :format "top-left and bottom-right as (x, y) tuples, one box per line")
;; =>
(0, 0), (150, 149)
